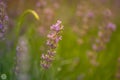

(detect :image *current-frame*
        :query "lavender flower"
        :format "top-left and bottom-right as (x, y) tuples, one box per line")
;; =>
(15, 36), (30, 80)
(91, 22), (116, 53)
(41, 20), (64, 69)
(0, 24), (3, 29)
(103, 9), (112, 18)
(86, 11), (94, 19)
(87, 8), (116, 66)
(0, 1), (8, 39)
(107, 22), (116, 31)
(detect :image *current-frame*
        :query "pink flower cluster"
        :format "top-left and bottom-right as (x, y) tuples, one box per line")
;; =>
(41, 20), (64, 69)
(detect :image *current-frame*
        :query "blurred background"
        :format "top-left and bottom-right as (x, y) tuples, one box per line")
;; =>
(0, 0), (120, 80)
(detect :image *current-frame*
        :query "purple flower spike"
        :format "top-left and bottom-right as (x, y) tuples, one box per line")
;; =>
(0, 1), (8, 39)
(41, 20), (64, 69)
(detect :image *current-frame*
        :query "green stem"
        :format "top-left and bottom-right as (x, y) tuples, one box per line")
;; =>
(15, 9), (39, 37)
(10, 9), (39, 59)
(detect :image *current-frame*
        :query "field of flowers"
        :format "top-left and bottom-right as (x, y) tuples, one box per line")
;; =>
(0, 0), (120, 80)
